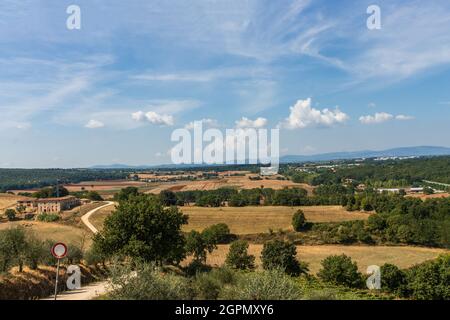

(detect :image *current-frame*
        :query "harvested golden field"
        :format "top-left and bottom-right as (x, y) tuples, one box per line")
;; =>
(407, 193), (450, 200)
(0, 193), (26, 213)
(64, 180), (147, 192)
(181, 206), (369, 234)
(147, 175), (315, 195)
(0, 221), (91, 247)
(204, 245), (448, 274)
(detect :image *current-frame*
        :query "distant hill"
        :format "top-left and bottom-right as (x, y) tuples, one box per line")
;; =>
(90, 146), (450, 169)
(280, 146), (450, 163)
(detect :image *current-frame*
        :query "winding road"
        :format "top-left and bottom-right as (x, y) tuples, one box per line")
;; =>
(45, 201), (115, 300)
(81, 201), (115, 234)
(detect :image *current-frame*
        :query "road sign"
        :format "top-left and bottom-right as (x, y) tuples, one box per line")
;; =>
(51, 243), (68, 259)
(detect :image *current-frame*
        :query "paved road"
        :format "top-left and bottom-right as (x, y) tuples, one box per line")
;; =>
(44, 201), (115, 300)
(81, 201), (114, 234)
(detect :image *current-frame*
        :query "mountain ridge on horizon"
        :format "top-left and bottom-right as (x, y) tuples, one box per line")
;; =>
(89, 146), (450, 169)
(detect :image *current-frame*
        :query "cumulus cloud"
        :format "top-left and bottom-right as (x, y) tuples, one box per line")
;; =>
(235, 117), (267, 129)
(185, 118), (219, 130)
(282, 98), (348, 129)
(85, 119), (105, 129)
(359, 112), (415, 124)
(131, 111), (174, 126)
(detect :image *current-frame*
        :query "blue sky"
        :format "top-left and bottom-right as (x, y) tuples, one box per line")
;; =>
(1, 0), (450, 168)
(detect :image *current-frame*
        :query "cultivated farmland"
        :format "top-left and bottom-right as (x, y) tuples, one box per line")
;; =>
(203, 244), (449, 274)
(180, 205), (369, 234)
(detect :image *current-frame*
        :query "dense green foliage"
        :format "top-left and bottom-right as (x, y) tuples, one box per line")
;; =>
(93, 195), (188, 264)
(292, 209), (307, 231)
(261, 240), (307, 276)
(292, 156), (450, 187)
(317, 254), (364, 288)
(225, 240), (255, 270)
(0, 168), (130, 192)
(0, 227), (83, 272)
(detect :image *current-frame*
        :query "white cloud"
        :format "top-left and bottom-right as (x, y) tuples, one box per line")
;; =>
(131, 111), (174, 126)
(85, 120), (105, 129)
(235, 117), (267, 129)
(185, 118), (219, 130)
(368, 102), (376, 108)
(395, 115), (415, 121)
(359, 113), (415, 124)
(359, 112), (393, 124)
(282, 98), (348, 129)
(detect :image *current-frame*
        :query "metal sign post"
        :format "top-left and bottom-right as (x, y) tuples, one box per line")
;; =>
(51, 242), (68, 301)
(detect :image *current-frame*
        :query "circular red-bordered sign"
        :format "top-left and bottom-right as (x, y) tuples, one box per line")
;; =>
(51, 243), (68, 259)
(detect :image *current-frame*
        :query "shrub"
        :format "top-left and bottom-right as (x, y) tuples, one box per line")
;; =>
(4, 209), (16, 221)
(220, 268), (302, 300)
(86, 191), (103, 201)
(261, 240), (308, 276)
(317, 254), (363, 288)
(225, 240), (255, 270)
(66, 244), (84, 264)
(405, 254), (450, 300)
(36, 213), (60, 222)
(108, 262), (194, 300)
(380, 263), (407, 295)
(292, 210), (307, 231)
(202, 223), (232, 244)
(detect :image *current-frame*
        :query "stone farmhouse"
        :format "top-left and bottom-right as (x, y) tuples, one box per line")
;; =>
(17, 196), (80, 214)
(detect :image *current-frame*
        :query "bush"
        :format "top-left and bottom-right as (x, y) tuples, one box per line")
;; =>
(202, 223), (232, 244)
(405, 254), (450, 300)
(292, 210), (307, 231)
(317, 254), (363, 288)
(66, 244), (84, 264)
(4, 209), (16, 221)
(261, 240), (308, 276)
(380, 263), (407, 295)
(225, 240), (255, 270)
(108, 262), (194, 300)
(36, 213), (60, 222)
(220, 268), (302, 300)
(86, 191), (103, 201)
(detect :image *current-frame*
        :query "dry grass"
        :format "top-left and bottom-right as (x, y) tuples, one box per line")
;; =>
(146, 174), (315, 195)
(0, 193), (26, 213)
(181, 206), (369, 234)
(89, 205), (117, 232)
(0, 221), (92, 247)
(204, 244), (449, 274)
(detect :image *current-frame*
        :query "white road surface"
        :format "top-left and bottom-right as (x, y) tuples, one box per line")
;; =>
(43, 201), (115, 300)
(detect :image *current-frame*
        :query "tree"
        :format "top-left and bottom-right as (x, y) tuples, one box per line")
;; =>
(292, 210), (307, 231)
(113, 187), (139, 202)
(423, 187), (434, 195)
(159, 190), (178, 206)
(24, 235), (46, 270)
(0, 227), (28, 272)
(405, 254), (450, 300)
(317, 254), (363, 288)
(202, 223), (231, 244)
(185, 230), (208, 263)
(261, 240), (307, 276)
(380, 263), (407, 295)
(86, 191), (103, 201)
(225, 240), (255, 270)
(4, 209), (16, 221)
(33, 186), (69, 198)
(185, 224), (230, 263)
(93, 195), (188, 264)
